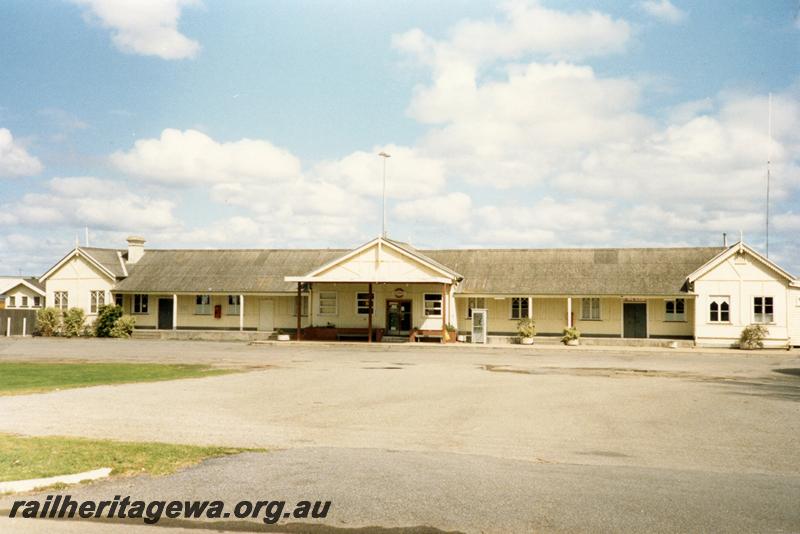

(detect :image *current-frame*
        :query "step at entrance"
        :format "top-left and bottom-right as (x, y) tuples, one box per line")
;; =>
(382, 335), (409, 343)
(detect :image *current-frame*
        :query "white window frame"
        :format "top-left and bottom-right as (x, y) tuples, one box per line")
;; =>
(33, 296), (41, 308)
(7, 296), (15, 308)
(291, 295), (310, 317)
(21, 296), (28, 307)
(318, 292), (337, 316)
(709, 295), (730, 323)
(195, 295), (211, 315)
(424, 293), (443, 317)
(581, 297), (601, 320)
(114, 293), (123, 307)
(54, 291), (68, 310)
(664, 298), (686, 322)
(227, 295), (241, 315)
(90, 290), (105, 314)
(356, 292), (373, 315)
(510, 297), (530, 319)
(133, 294), (149, 314)
(466, 297), (485, 319)
(753, 296), (774, 324)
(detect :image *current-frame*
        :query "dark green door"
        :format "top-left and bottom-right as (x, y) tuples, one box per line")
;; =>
(623, 303), (647, 338)
(158, 298), (173, 330)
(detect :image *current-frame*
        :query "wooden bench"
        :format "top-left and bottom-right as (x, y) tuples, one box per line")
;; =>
(410, 329), (445, 343)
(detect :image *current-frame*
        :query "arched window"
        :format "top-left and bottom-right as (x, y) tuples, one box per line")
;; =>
(709, 296), (730, 323)
(720, 301), (730, 322)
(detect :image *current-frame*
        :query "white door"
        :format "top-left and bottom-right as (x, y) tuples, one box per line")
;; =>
(472, 309), (487, 343)
(258, 299), (274, 331)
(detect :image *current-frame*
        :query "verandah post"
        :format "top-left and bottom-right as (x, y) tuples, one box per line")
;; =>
(367, 282), (373, 343)
(296, 282), (302, 341)
(442, 283), (447, 341)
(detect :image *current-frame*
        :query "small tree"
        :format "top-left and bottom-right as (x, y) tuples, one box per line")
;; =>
(739, 324), (768, 349)
(94, 304), (123, 337)
(110, 315), (136, 338)
(62, 308), (86, 338)
(34, 307), (61, 336)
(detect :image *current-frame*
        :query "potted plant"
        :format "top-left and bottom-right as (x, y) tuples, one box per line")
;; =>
(517, 318), (536, 345)
(739, 324), (768, 350)
(562, 327), (580, 346)
(445, 323), (457, 343)
(276, 329), (291, 342)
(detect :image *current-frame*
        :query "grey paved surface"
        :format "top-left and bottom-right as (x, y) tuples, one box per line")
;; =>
(2, 448), (799, 533)
(0, 339), (799, 532)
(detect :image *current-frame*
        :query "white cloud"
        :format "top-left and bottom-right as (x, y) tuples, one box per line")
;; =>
(111, 129), (302, 185)
(394, 1), (631, 67)
(71, 0), (201, 60)
(4, 177), (177, 231)
(394, 192), (472, 226)
(312, 144), (446, 198)
(639, 0), (687, 24)
(0, 128), (43, 177)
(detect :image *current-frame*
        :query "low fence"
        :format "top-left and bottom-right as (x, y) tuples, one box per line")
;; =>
(0, 309), (38, 336)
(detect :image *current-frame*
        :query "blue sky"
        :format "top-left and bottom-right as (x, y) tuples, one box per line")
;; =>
(0, 0), (798, 275)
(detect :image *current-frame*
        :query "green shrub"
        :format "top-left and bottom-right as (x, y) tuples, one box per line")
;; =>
(110, 315), (136, 338)
(739, 324), (768, 349)
(517, 318), (536, 338)
(62, 308), (86, 338)
(34, 307), (61, 337)
(94, 305), (123, 337)
(561, 327), (580, 344)
(445, 323), (457, 332)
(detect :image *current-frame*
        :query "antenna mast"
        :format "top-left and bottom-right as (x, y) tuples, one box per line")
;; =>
(765, 92), (772, 258)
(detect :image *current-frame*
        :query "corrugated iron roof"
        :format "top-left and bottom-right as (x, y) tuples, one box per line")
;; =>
(111, 246), (723, 295)
(425, 247), (723, 295)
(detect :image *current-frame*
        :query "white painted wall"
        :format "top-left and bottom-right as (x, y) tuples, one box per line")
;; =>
(44, 254), (115, 320)
(694, 252), (792, 347)
(1, 284), (43, 309)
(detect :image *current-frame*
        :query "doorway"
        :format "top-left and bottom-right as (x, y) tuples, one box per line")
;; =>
(157, 298), (173, 330)
(623, 302), (647, 338)
(386, 300), (412, 334)
(259, 299), (274, 331)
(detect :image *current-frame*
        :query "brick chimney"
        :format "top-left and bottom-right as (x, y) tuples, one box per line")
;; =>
(126, 236), (146, 264)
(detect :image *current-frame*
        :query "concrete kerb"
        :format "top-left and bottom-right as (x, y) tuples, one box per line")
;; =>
(249, 339), (798, 357)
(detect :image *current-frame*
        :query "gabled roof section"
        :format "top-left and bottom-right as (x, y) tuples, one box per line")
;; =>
(39, 247), (124, 283)
(285, 236), (462, 284)
(686, 241), (796, 283)
(0, 277), (45, 296)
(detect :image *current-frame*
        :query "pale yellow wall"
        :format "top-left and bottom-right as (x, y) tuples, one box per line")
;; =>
(44, 255), (115, 319)
(120, 293), (263, 329)
(646, 298), (694, 337)
(124, 285), (453, 331)
(308, 283), (450, 331)
(456, 296), (693, 338)
(457, 297), (568, 335)
(694, 253), (790, 345)
(575, 298), (623, 336)
(2, 284), (43, 308)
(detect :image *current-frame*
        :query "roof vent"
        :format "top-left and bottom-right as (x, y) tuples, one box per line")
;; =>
(126, 236), (146, 264)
